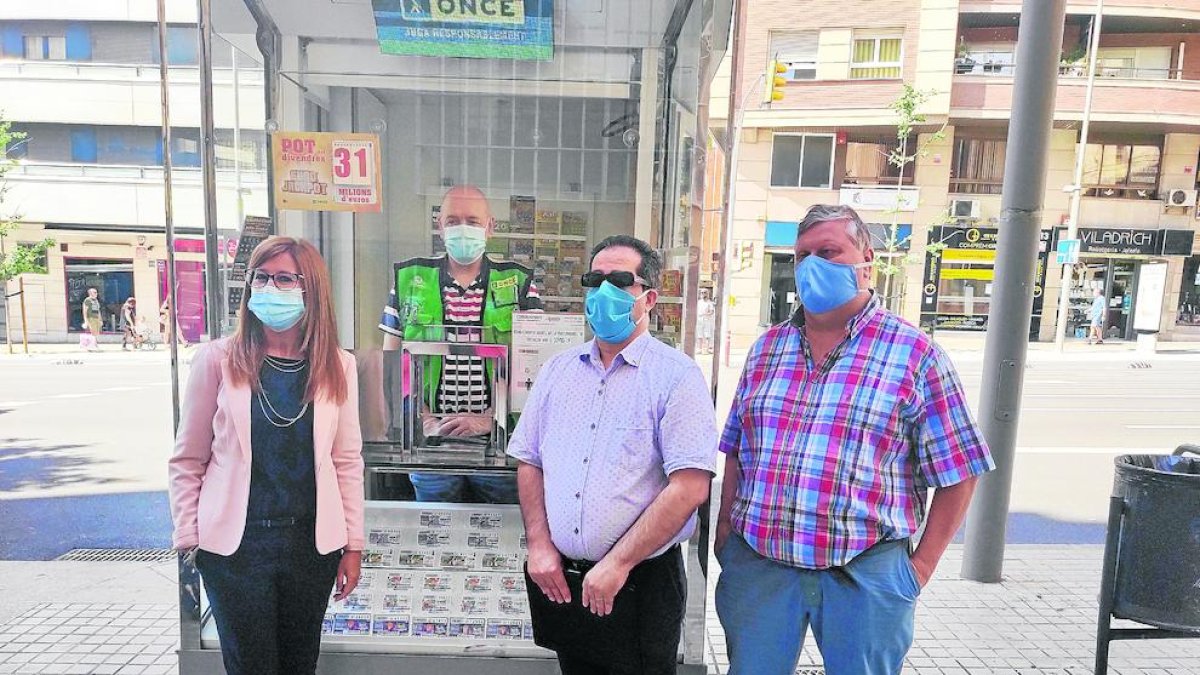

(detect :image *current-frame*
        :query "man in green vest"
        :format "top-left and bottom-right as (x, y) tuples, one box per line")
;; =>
(380, 185), (541, 503)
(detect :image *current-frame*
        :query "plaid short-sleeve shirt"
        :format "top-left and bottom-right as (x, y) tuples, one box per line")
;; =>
(720, 295), (994, 569)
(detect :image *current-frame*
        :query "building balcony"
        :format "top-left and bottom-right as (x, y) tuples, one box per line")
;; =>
(4, 161), (268, 231)
(950, 72), (1200, 128)
(960, 1), (1200, 19)
(0, 61), (264, 129)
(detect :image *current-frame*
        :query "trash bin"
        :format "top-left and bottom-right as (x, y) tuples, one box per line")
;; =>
(1110, 448), (1200, 632)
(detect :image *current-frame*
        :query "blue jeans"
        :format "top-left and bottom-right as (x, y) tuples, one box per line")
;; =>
(715, 534), (919, 675)
(409, 473), (518, 504)
(195, 522), (341, 675)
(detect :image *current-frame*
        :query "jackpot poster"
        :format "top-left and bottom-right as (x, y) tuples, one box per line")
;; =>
(272, 132), (383, 213)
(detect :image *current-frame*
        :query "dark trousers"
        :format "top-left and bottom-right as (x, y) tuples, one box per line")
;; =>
(195, 522), (341, 675)
(525, 546), (686, 675)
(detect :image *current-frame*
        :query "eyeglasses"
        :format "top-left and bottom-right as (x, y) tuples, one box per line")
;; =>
(249, 269), (305, 291)
(580, 271), (652, 290)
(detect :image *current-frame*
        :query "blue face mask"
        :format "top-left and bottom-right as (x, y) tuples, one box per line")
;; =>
(443, 224), (487, 264)
(248, 286), (306, 332)
(585, 281), (649, 344)
(794, 255), (868, 314)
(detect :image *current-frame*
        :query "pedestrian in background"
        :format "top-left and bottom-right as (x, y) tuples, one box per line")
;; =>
(120, 297), (140, 350)
(1089, 287), (1107, 345)
(715, 205), (994, 675)
(81, 287), (102, 351)
(168, 236), (364, 675)
(509, 235), (717, 674)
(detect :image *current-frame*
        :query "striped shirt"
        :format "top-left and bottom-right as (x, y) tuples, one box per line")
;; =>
(378, 257), (540, 413)
(720, 294), (993, 569)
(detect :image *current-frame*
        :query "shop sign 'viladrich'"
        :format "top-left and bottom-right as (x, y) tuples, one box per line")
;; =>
(372, 0), (555, 61)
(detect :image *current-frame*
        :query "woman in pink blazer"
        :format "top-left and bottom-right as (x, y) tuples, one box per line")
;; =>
(168, 236), (364, 675)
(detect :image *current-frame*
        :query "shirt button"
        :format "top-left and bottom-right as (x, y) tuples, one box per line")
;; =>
(574, 528), (579, 534)
(583, 458), (589, 464)
(575, 492), (581, 499)
(590, 423), (596, 430)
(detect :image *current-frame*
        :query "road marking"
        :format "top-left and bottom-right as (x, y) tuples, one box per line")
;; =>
(101, 386), (141, 392)
(1027, 391), (1200, 396)
(1125, 424), (1200, 430)
(50, 393), (96, 399)
(1017, 447), (1160, 455)
(0, 401), (32, 408)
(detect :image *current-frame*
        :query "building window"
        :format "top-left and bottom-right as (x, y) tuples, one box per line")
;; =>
(152, 26), (198, 65)
(23, 35), (67, 61)
(65, 259), (135, 334)
(770, 134), (835, 189)
(70, 128), (98, 163)
(1082, 142), (1161, 199)
(1180, 256), (1200, 327)
(843, 139), (914, 186)
(950, 137), (1007, 195)
(1095, 46), (1173, 80)
(850, 34), (902, 79)
(771, 31), (818, 81)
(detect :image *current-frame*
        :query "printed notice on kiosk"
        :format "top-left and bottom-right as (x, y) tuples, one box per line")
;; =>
(371, 0), (554, 61)
(272, 132), (383, 213)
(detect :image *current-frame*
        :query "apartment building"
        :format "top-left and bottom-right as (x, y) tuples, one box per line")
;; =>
(0, 0), (267, 344)
(714, 0), (1200, 350)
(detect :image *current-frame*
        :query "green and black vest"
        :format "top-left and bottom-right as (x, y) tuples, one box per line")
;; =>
(392, 255), (539, 408)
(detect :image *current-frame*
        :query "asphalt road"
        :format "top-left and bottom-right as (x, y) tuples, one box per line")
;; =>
(2, 346), (1198, 560)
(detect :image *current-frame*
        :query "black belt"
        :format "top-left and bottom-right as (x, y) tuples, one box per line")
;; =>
(248, 517), (312, 528)
(561, 544), (680, 576)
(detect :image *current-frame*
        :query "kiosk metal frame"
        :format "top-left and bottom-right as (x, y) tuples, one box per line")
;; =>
(177, 0), (734, 672)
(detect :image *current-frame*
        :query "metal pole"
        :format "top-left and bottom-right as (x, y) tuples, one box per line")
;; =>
(231, 43), (243, 333)
(1053, 0), (1103, 351)
(710, 0), (746, 393)
(961, 0), (1067, 583)
(232, 45), (244, 232)
(157, 0), (181, 436)
(18, 276), (28, 354)
(197, 0), (222, 339)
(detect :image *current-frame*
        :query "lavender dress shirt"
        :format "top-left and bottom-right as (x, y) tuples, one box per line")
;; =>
(507, 332), (719, 562)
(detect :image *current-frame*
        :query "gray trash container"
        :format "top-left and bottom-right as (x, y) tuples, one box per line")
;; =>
(1095, 446), (1200, 674)
(1111, 451), (1200, 632)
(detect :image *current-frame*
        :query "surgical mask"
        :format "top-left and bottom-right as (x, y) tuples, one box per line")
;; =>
(443, 224), (488, 264)
(794, 255), (869, 314)
(585, 281), (649, 344)
(248, 286), (306, 332)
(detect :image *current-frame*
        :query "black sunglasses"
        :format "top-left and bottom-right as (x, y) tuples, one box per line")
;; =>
(580, 271), (653, 290)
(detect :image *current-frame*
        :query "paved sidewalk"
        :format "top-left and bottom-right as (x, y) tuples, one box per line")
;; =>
(1, 547), (1197, 674)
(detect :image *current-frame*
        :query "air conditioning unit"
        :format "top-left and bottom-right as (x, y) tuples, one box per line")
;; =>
(1165, 189), (1198, 208)
(949, 198), (982, 220)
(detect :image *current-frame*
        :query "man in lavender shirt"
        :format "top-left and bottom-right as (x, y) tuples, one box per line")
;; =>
(507, 235), (718, 675)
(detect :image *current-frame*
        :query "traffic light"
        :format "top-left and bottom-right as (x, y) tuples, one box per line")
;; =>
(764, 60), (787, 103)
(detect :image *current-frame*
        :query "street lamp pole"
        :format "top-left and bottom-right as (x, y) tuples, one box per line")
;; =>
(1053, 0), (1104, 351)
(961, 0), (1067, 583)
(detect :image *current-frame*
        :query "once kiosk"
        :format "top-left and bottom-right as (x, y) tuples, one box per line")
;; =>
(176, 1), (732, 672)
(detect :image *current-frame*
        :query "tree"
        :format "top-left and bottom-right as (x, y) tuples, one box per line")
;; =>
(873, 84), (951, 316)
(0, 114), (53, 283)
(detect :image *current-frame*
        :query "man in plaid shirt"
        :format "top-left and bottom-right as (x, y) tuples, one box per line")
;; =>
(715, 205), (994, 675)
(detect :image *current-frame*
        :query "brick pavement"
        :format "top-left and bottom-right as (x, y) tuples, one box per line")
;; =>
(1, 547), (1198, 674)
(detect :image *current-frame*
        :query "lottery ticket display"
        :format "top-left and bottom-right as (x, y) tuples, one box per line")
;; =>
(322, 502), (537, 649)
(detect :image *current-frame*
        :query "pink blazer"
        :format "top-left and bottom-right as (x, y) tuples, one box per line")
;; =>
(168, 338), (365, 555)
